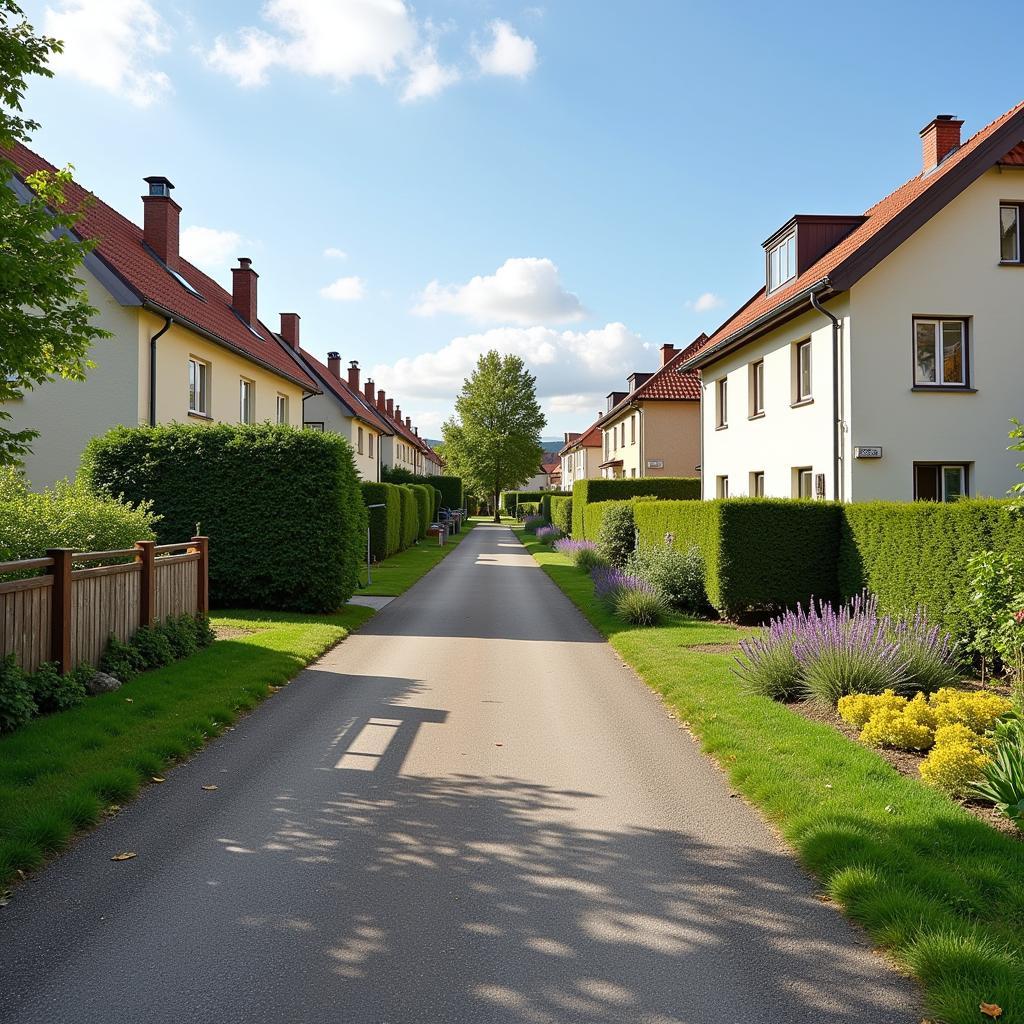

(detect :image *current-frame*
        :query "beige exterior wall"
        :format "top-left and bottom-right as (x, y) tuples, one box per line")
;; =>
(301, 390), (381, 481)
(560, 444), (601, 486)
(601, 402), (700, 479)
(380, 434), (421, 475)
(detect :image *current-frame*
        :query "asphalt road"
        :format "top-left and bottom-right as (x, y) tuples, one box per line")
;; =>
(0, 522), (918, 1023)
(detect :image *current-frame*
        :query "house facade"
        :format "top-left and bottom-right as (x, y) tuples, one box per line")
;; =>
(559, 426), (603, 486)
(3, 145), (318, 488)
(598, 342), (703, 479)
(685, 105), (1024, 502)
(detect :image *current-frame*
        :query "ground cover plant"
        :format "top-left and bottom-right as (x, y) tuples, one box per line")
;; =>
(552, 537), (606, 572)
(516, 525), (1024, 1022)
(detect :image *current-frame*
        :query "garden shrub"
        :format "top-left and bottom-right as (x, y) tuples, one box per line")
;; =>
(99, 633), (146, 682)
(614, 586), (668, 626)
(0, 468), (156, 561)
(517, 501), (541, 519)
(626, 542), (707, 614)
(28, 662), (87, 714)
(597, 501), (636, 567)
(550, 496), (572, 536)
(99, 614), (214, 684)
(0, 654), (36, 733)
(432, 487), (443, 520)
(398, 486), (419, 550)
(973, 725), (1024, 829)
(571, 477), (699, 538)
(132, 625), (175, 670)
(411, 484), (432, 539)
(381, 470), (463, 511)
(361, 482), (402, 561)
(83, 424), (367, 612)
(553, 538), (607, 572)
(859, 706), (934, 751)
(919, 737), (992, 796)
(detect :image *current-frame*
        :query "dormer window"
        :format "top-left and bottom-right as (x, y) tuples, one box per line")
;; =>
(767, 232), (796, 292)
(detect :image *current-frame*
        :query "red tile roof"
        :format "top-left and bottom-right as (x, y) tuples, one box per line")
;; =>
(4, 141), (317, 391)
(687, 101), (1024, 368)
(604, 340), (704, 422)
(297, 350), (393, 434)
(541, 460), (560, 474)
(558, 422), (602, 456)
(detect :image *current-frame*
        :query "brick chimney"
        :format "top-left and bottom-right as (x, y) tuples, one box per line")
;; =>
(142, 176), (180, 269)
(920, 114), (963, 173)
(660, 343), (678, 366)
(377, 389), (386, 412)
(386, 398), (394, 418)
(413, 426), (419, 436)
(405, 416), (412, 429)
(279, 312), (300, 349)
(231, 258), (258, 325)
(327, 352), (342, 379)
(347, 360), (360, 390)
(364, 378), (375, 402)
(395, 406), (402, 424)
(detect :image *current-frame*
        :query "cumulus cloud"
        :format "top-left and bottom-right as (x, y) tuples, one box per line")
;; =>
(181, 226), (242, 273)
(320, 275), (366, 301)
(323, 247), (349, 259)
(688, 291), (724, 313)
(413, 258), (584, 325)
(401, 45), (461, 102)
(44, 0), (172, 107)
(474, 20), (537, 78)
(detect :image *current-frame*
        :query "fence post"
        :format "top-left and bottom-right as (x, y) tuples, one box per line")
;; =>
(191, 536), (209, 615)
(46, 548), (73, 675)
(136, 540), (156, 626)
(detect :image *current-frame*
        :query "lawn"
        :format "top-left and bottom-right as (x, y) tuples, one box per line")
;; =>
(517, 528), (1024, 1024)
(358, 519), (475, 596)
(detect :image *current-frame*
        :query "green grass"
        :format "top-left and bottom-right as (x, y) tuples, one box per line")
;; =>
(517, 528), (1024, 1024)
(0, 605), (373, 888)
(359, 519), (475, 596)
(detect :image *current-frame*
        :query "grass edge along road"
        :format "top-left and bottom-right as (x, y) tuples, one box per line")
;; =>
(515, 527), (1024, 1024)
(0, 527), (473, 891)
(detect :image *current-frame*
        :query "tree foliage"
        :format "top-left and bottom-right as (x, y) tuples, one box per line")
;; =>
(439, 352), (545, 521)
(0, 1), (110, 466)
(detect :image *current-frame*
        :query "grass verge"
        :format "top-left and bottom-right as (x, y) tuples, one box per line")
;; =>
(517, 529), (1024, 1024)
(359, 519), (475, 596)
(0, 605), (374, 888)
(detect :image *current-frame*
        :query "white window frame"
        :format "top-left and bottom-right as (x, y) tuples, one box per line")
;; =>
(1000, 203), (1021, 263)
(276, 393), (288, 425)
(913, 318), (967, 387)
(239, 378), (254, 424)
(750, 360), (764, 416)
(767, 232), (796, 292)
(914, 463), (968, 502)
(795, 466), (814, 499)
(751, 471), (765, 497)
(716, 377), (728, 428)
(188, 358), (209, 416)
(716, 475), (729, 498)
(794, 340), (812, 403)
(357, 426), (364, 455)
(368, 432), (374, 458)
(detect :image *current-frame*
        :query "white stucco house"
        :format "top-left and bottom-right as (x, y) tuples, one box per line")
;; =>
(683, 103), (1024, 502)
(559, 425), (603, 488)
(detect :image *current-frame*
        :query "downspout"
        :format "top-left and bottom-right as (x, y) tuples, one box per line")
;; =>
(149, 315), (172, 426)
(698, 380), (705, 497)
(809, 289), (842, 501)
(637, 404), (644, 478)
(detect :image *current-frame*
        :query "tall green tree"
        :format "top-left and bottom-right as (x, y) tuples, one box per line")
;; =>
(0, 0), (109, 467)
(440, 351), (545, 522)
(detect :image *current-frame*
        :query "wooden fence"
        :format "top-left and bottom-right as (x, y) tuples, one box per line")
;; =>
(0, 537), (208, 674)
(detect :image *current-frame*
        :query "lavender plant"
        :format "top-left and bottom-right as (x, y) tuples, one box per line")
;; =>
(614, 587), (668, 626)
(521, 514), (545, 535)
(734, 606), (806, 701)
(591, 566), (654, 605)
(534, 525), (561, 544)
(553, 538), (607, 571)
(889, 606), (962, 692)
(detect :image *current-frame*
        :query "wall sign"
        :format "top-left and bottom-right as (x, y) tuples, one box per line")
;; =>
(646, 459), (664, 469)
(854, 446), (883, 459)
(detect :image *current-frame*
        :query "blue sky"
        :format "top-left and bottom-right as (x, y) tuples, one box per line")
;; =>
(18, 0), (1021, 437)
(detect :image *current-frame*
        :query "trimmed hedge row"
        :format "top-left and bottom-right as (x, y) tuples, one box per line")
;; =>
(550, 496), (572, 535)
(84, 424), (366, 612)
(572, 478), (700, 538)
(411, 484), (432, 539)
(501, 489), (569, 516)
(398, 486), (419, 550)
(361, 482), (402, 561)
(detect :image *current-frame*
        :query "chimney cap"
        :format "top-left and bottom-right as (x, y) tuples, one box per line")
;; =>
(237, 257), (253, 270)
(144, 175), (175, 196)
(349, 360), (359, 368)
(327, 350), (340, 360)
(919, 113), (962, 134)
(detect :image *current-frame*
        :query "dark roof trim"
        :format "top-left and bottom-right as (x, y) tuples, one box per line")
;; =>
(292, 350), (393, 432)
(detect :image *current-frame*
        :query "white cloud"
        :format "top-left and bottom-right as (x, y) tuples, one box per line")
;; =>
(323, 247), (349, 259)
(401, 45), (460, 102)
(688, 291), (723, 313)
(44, 0), (172, 107)
(320, 275), (366, 301)
(474, 20), (537, 78)
(413, 258), (584, 325)
(180, 226), (242, 272)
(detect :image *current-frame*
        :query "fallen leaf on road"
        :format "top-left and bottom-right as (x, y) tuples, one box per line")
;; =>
(151, 776), (165, 784)
(980, 1004), (1003, 1019)
(110, 852), (137, 862)
(201, 785), (218, 791)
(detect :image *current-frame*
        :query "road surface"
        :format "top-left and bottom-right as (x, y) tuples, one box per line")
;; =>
(0, 522), (918, 1023)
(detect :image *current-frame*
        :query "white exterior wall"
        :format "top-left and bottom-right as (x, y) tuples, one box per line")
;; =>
(560, 445), (600, 486)
(699, 300), (850, 499)
(301, 392), (380, 481)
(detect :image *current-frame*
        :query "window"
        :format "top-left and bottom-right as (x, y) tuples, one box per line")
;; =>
(1000, 203), (1022, 263)
(631, 415), (636, 445)
(750, 360), (764, 416)
(631, 468), (637, 478)
(604, 431), (610, 459)
(795, 467), (814, 499)
(188, 358), (209, 415)
(304, 421), (324, 431)
(716, 377), (728, 428)
(913, 318), (967, 386)
(914, 463), (968, 502)
(716, 475), (729, 498)
(239, 378), (254, 423)
(368, 432), (374, 458)
(794, 340), (812, 403)
(751, 471), (765, 497)
(768, 232), (796, 292)
(276, 394), (288, 424)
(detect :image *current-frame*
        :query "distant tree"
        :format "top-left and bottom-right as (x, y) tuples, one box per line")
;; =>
(381, 464), (416, 483)
(440, 351), (545, 522)
(0, 0), (110, 466)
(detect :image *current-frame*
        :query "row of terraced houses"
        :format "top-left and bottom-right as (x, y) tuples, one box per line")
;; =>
(3, 143), (442, 487)
(561, 102), (1024, 502)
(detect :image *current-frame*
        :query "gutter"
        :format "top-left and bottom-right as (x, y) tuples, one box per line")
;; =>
(148, 315), (172, 426)
(809, 288), (843, 502)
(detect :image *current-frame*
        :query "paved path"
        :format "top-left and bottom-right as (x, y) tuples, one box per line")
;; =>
(1, 523), (918, 1023)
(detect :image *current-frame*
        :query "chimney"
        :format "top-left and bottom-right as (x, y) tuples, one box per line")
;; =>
(395, 406), (402, 423)
(364, 378), (375, 402)
(142, 176), (180, 269)
(327, 352), (342, 379)
(405, 416), (412, 429)
(413, 426), (419, 436)
(347, 360), (360, 390)
(377, 389), (386, 412)
(231, 258), (258, 325)
(279, 313), (300, 349)
(920, 114), (963, 173)
(660, 343), (678, 366)
(386, 398), (394, 418)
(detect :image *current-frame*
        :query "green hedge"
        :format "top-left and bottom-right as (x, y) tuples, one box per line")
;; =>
(572, 478), (699, 538)
(840, 499), (1024, 637)
(412, 484), (432, 538)
(633, 498), (841, 617)
(432, 487), (443, 520)
(502, 489), (569, 516)
(83, 424), (366, 612)
(361, 482), (402, 561)
(398, 486), (419, 549)
(550, 496), (572, 535)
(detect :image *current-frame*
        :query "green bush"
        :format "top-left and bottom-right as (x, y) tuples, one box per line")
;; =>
(99, 614), (214, 684)
(0, 468), (156, 561)
(550, 496), (572, 536)
(597, 501), (636, 567)
(28, 662), (87, 714)
(411, 484), (432, 539)
(626, 542), (708, 614)
(0, 655), (36, 733)
(517, 501), (541, 519)
(432, 487), (443, 520)
(572, 477), (699, 538)
(383, 470), (463, 511)
(502, 490), (568, 517)
(398, 485), (419, 549)
(132, 625), (175, 670)
(82, 423), (367, 612)
(614, 587), (668, 626)
(361, 482), (402, 561)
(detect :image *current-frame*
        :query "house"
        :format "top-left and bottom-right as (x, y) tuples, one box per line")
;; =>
(289, 332), (393, 481)
(682, 103), (1024, 502)
(558, 425), (603, 486)
(598, 340), (704, 479)
(373, 388), (429, 476)
(2, 144), (319, 487)
(542, 458), (561, 489)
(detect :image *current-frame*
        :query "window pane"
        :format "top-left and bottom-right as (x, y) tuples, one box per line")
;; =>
(915, 465), (940, 501)
(798, 343), (811, 399)
(914, 322), (937, 383)
(943, 466), (964, 501)
(1001, 206), (1019, 262)
(769, 247), (779, 289)
(941, 321), (964, 384)
(189, 361), (196, 410)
